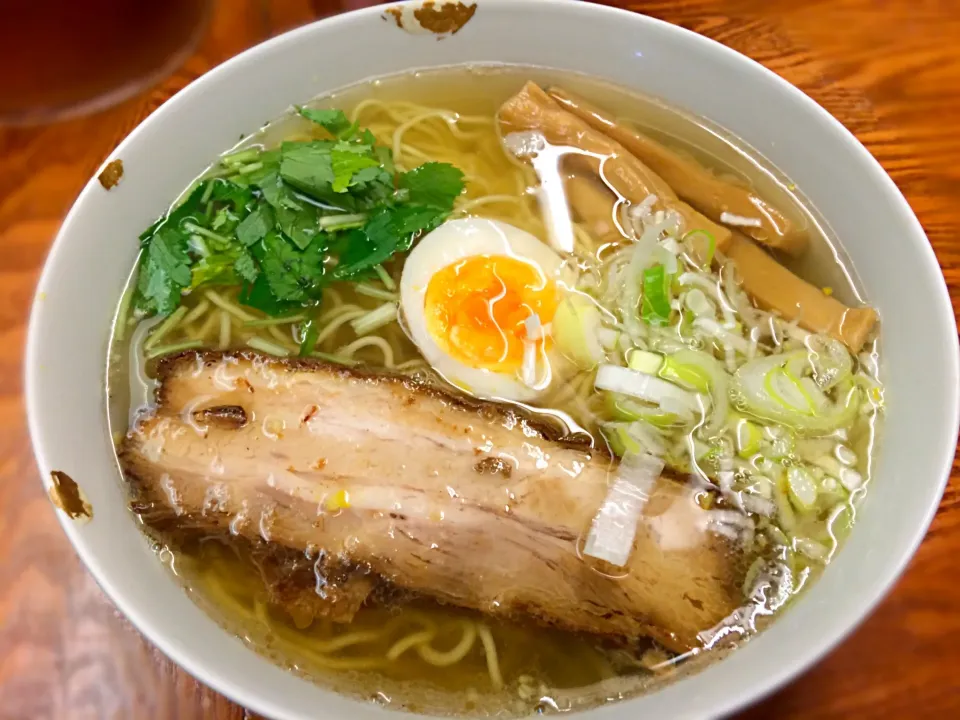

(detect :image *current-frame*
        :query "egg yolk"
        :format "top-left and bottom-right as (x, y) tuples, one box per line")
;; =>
(424, 255), (558, 373)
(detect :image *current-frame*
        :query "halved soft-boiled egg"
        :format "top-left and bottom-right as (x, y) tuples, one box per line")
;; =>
(400, 218), (573, 402)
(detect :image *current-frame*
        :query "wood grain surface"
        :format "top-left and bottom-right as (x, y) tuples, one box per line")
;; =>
(1, 1), (958, 718)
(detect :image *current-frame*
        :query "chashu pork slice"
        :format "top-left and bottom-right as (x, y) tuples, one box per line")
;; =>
(120, 351), (745, 652)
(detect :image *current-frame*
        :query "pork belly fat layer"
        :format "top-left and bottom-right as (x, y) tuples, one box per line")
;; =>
(120, 351), (745, 652)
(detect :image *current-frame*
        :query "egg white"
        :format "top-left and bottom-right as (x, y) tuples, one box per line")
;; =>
(400, 218), (571, 402)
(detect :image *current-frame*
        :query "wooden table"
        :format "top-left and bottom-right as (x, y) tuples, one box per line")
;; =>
(1, 1), (957, 717)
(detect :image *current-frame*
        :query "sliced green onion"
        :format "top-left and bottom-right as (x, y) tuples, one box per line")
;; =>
(663, 349), (728, 435)
(786, 466), (818, 511)
(626, 349), (664, 375)
(735, 417), (763, 458)
(640, 264), (671, 327)
(247, 337), (290, 356)
(595, 364), (701, 418)
(764, 367), (817, 416)
(145, 339), (204, 360)
(683, 288), (714, 317)
(660, 353), (712, 394)
(552, 295), (606, 370)
(733, 352), (861, 434)
(604, 392), (680, 428)
(683, 229), (716, 268)
(772, 473), (797, 531)
(601, 422), (667, 457)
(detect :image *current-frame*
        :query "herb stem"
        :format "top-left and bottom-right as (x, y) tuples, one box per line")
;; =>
(246, 337), (290, 356)
(113, 281), (136, 343)
(319, 213), (368, 231)
(374, 264), (397, 291)
(144, 305), (188, 350)
(205, 289), (255, 321)
(182, 222), (232, 244)
(146, 339), (204, 360)
(355, 283), (399, 302)
(350, 302), (398, 336)
(218, 310), (231, 350)
(182, 299), (212, 326)
(237, 161), (264, 175)
(244, 313), (308, 327)
(221, 148), (260, 167)
(311, 351), (358, 366)
(200, 180), (216, 205)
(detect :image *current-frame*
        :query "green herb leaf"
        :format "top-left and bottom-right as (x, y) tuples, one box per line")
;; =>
(333, 204), (446, 279)
(236, 203), (275, 246)
(259, 231), (327, 303)
(279, 141), (336, 199)
(209, 179), (255, 213)
(136, 226), (192, 315)
(295, 106), (357, 139)
(279, 140), (393, 210)
(234, 250), (259, 284)
(257, 172), (321, 250)
(399, 162), (465, 209)
(331, 142), (382, 193)
(239, 274), (299, 317)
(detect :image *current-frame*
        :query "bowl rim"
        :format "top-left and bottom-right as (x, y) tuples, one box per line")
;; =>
(26, 1), (960, 718)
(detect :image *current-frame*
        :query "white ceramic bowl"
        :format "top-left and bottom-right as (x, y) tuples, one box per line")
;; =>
(26, 1), (960, 718)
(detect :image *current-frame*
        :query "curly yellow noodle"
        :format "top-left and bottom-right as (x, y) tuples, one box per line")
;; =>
(416, 620), (477, 667)
(386, 629), (436, 661)
(338, 336), (396, 368)
(476, 624), (504, 690)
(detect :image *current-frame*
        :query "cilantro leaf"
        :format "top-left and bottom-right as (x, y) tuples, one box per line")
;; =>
(236, 203), (274, 246)
(259, 232), (327, 303)
(331, 142), (381, 193)
(235, 148), (281, 187)
(399, 162), (465, 209)
(131, 108), (465, 326)
(257, 172), (321, 250)
(279, 140), (393, 210)
(209, 179), (255, 213)
(239, 274), (299, 317)
(279, 141), (336, 199)
(295, 106), (357, 139)
(333, 204), (446, 280)
(189, 245), (259, 289)
(136, 226), (192, 315)
(234, 250), (259, 284)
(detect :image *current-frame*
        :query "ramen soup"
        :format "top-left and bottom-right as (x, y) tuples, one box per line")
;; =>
(108, 67), (883, 716)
